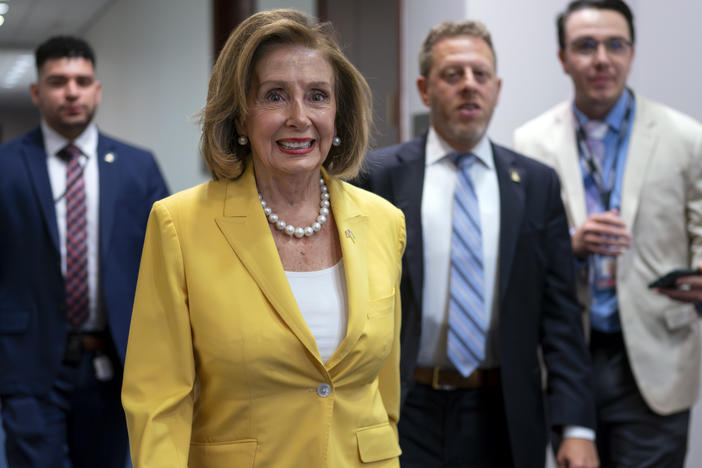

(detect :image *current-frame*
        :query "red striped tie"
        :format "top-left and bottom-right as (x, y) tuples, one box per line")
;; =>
(63, 144), (88, 326)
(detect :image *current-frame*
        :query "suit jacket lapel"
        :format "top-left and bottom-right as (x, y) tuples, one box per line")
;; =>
(493, 144), (525, 302)
(325, 178), (368, 371)
(214, 164), (324, 363)
(391, 137), (426, 310)
(553, 106), (588, 228)
(97, 135), (120, 258)
(22, 128), (60, 252)
(620, 95), (657, 228)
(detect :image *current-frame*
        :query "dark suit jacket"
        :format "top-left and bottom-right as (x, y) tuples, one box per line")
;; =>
(358, 136), (595, 468)
(0, 127), (169, 396)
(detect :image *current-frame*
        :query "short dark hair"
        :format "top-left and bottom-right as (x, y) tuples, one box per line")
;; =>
(419, 20), (496, 77)
(35, 36), (96, 72)
(557, 0), (635, 50)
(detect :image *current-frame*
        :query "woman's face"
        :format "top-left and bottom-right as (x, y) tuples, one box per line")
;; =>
(242, 44), (336, 180)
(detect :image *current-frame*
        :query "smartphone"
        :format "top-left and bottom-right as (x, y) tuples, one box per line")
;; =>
(648, 268), (701, 289)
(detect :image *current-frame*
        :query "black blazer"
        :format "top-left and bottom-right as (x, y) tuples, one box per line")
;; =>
(358, 136), (595, 468)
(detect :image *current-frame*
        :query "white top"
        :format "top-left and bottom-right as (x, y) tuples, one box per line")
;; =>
(43, 120), (105, 332)
(419, 126), (501, 369)
(286, 260), (348, 363)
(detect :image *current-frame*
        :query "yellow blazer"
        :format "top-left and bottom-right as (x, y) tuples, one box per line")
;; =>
(122, 164), (406, 468)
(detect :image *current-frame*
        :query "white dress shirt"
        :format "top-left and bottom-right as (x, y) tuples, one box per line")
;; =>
(418, 127), (501, 369)
(43, 121), (105, 332)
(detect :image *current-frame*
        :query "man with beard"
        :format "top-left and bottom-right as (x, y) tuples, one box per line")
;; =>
(358, 20), (598, 468)
(0, 36), (168, 467)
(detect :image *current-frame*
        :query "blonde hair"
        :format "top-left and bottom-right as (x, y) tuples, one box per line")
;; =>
(200, 9), (372, 180)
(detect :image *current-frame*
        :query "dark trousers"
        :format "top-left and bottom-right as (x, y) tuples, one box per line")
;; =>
(398, 382), (513, 468)
(590, 331), (689, 468)
(1, 335), (128, 468)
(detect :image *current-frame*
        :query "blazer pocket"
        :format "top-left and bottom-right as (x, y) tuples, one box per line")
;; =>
(0, 309), (30, 333)
(663, 305), (697, 331)
(356, 422), (401, 463)
(367, 291), (395, 318)
(189, 439), (257, 467)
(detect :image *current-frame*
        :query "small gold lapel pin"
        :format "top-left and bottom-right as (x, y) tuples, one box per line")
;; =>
(510, 169), (521, 183)
(345, 229), (356, 243)
(104, 152), (115, 163)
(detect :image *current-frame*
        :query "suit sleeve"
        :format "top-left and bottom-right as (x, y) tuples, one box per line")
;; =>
(539, 169), (597, 430)
(376, 209), (406, 436)
(122, 201), (194, 468)
(686, 129), (702, 268)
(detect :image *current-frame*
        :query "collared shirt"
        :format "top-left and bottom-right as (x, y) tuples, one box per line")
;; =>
(43, 120), (105, 332)
(418, 126), (501, 369)
(573, 90), (635, 332)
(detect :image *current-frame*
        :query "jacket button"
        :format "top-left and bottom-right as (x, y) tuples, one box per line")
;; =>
(317, 383), (332, 397)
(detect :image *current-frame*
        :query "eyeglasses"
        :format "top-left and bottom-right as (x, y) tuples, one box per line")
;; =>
(569, 37), (632, 56)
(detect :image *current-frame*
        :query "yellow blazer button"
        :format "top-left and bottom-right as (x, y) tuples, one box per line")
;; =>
(317, 383), (332, 397)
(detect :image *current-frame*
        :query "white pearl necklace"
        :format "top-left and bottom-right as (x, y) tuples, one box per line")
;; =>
(258, 178), (330, 239)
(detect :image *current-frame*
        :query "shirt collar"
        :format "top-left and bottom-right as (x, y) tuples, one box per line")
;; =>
(41, 120), (99, 160)
(425, 125), (495, 170)
(573, 89), (632, 133)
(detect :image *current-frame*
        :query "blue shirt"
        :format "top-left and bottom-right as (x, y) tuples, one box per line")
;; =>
(573, 90), (635, 332)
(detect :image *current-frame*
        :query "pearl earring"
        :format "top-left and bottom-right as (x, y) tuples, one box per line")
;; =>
(237, 135), (248, 145)
(332, 136), (341, 147)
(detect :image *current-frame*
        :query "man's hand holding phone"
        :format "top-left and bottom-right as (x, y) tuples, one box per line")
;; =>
(651, 264), (702, 304)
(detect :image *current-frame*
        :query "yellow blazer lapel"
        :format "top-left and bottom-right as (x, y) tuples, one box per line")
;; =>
(324, 176), (369, 371)
(620, 96), (658, 228)
(214, 164), (321, 361)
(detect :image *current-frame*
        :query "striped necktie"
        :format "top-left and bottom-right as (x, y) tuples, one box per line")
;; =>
(62, 144), (89, 326)
(447, 152), (486, 377)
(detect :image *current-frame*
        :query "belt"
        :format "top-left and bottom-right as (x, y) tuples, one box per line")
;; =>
(414, 366), (501, 390)
(63, 332), (107, 365)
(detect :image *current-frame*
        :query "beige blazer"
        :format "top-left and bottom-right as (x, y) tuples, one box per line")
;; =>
(122, 164), (406, 467)
(514, 94), (702, 415)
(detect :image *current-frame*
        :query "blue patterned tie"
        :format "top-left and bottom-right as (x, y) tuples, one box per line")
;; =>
(447, 153), (486, 377)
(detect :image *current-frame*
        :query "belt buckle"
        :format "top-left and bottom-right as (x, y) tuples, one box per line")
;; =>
(432, 366), (457, 391)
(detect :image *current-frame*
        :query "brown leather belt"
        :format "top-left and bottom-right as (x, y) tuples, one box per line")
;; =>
(80, 334), (106, 351)
(63, 332), (107, 365)
(414, 366), (501, 390)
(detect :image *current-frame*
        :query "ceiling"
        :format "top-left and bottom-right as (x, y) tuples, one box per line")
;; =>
(0, 0), (114, 108)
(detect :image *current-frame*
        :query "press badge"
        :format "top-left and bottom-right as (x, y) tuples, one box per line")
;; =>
(93, 353), (114, 381)
(595, 255), (616, 289)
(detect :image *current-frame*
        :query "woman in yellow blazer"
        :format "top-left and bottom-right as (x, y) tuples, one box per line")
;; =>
(121, 9), (406, 468)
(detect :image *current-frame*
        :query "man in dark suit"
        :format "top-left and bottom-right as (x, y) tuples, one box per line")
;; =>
(0, 36), (168, 467)
(359, 21), (598, 468)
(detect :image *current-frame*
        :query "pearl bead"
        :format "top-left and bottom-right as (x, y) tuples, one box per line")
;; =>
(259, 177), (330, 240)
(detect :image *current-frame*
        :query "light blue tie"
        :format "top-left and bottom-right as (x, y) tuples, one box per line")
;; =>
(447, 153), (486, 377)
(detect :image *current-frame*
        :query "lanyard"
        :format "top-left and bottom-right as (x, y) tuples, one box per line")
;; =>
(575, 93), (633, 209)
